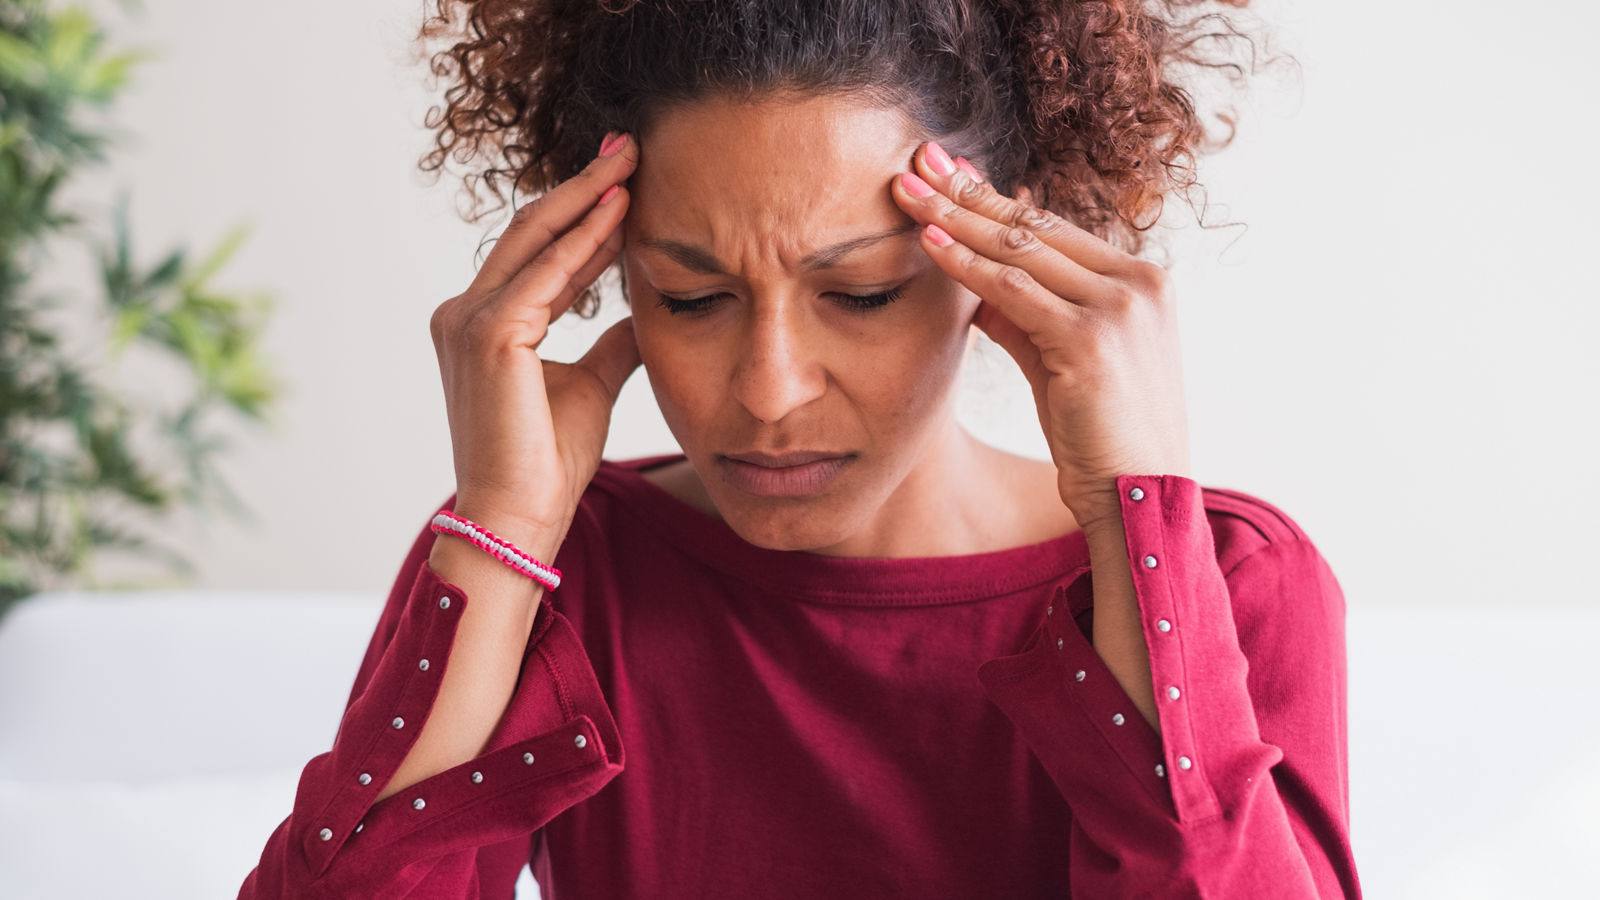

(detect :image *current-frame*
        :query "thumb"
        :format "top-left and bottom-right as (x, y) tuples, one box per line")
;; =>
(575, 316), (643, 406)
(972, 300), (1037, 373)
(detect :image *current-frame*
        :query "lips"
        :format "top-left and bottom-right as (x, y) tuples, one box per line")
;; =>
(722, 450), (852, 468)
(716, 450), (856, 497)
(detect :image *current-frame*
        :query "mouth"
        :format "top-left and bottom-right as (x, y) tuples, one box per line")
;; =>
(716, 450), (856, 497)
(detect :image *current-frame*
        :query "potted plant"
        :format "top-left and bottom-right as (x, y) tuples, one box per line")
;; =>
(0, 0), (283, 625)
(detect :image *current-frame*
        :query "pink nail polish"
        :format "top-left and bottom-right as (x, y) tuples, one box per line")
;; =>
(925, 223), (954, 247)
(599, 184), (620, 204)
(901, 171), (937, 198)
(598, 132), (627, 157)
(955, 157), (985, 183)
(925, 141), (956, 176)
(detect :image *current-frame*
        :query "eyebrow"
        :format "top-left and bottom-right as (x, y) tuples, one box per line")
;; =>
(636, 223), (920, 275)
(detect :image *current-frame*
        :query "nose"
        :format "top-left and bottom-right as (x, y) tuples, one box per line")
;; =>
(729, 299), (828, 425)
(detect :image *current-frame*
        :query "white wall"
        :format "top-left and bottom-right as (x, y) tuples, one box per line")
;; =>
(20, 1), (1599, 897)
(44, 0), (1595, 609)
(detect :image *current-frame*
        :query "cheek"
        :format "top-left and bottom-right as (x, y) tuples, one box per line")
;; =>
(634, 321), (719, 430)
(906, 280), (979, 384)
(852, 295), (974, 419)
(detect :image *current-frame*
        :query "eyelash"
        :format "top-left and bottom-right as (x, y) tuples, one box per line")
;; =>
(655, 285), (906, 317)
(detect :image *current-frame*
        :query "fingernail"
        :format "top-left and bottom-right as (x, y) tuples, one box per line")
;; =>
(599, 184), (620, 204)
(598, 132), (627, 157)
(925, 223), (954, 247)
(924, 141), (956, 176)
(901, 171), (937, 198)
(955, 157), (984, 183)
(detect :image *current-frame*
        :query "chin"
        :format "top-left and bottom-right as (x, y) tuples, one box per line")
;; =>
(709, 489), (872, 553)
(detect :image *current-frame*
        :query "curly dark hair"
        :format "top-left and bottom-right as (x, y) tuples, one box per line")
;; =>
(413, 0), (1296, 314)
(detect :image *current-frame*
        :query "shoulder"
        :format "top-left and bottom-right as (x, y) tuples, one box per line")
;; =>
(1198, 482), (1318, 577)
(1195, 481), (1346, 642)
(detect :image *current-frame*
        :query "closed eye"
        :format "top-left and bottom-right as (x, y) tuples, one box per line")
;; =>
(655, 285), (906, 317)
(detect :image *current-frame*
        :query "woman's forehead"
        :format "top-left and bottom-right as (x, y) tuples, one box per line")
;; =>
(626, 94), (924, 266)
(634, 94), (918, 198)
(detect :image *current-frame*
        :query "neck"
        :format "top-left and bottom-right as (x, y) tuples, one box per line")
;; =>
(811, 419), (1071, 559)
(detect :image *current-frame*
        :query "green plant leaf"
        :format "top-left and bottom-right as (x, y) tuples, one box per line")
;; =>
(1, 0), (282, 626)
(180, 221), (252, 292)
(0, 31), (46, 87)
(81, 48), (157, 99)
(45, 7), (97, 75)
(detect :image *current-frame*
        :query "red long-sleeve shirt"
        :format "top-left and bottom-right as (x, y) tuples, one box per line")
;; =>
(238, 454), (1362, 898)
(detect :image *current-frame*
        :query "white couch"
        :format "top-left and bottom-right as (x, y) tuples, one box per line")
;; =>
(1, 589), (1595, 899)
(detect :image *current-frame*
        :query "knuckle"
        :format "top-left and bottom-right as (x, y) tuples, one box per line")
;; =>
(1107, 283), (1142, 310)
(1132, 260), (1173, 299)
(955, 244), (984, 277)
(1013, 204), (1057, 235)
(998, 263), (1035, 296)
(459, 305), (499, 349)
(1080, 325), (1115, 366)
(429, 302), (449, 343)
(953, 176), (986, 205)
(431, 294), (469, 342)
(1001, 225), (1035, 252)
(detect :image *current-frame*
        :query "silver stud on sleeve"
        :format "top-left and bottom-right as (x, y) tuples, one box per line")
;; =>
(524, 752), (535, 765)
(418, 658), (429, 671)
(355, 821), (364, 833)
(574, 734), (588, 749)
(391, 716), (404, 730)
(1143, 554), (1158, 568)
(1156, 619), (1171, 632)
(439, 596), (451, 610)
(1178, 756), (1193, 770)
(1074, 669), (1086, 682)
(412, 797), (426, 810)
(1129, 487), (1145, 501)
(1155, 763), (1166, 778)
(1046, 605), (1053, 617)
(1056, 637), (1064, 650)
(1168, 686), (1181, 700)
(357, 772), (371, 785)
(471, 771), (483, 784)
(1112, 713), (1125, 726)
(318, 827), (332, 841)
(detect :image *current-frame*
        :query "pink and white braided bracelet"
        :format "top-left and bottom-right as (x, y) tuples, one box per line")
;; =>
(430, 509), (562, 591)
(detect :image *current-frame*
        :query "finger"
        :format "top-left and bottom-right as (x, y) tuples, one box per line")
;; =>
(971, 299), (1039, 377)
(910, 215), (1085, 342)
(971, 301), (1049, 410)
(914, 141), (1134, 279)
(894, 166), (1122, 311)
(574, 316), (642, 406)
(494, 184), (630, 326)
(546, 217), (627, 324)
(470, 132), (639, 294)
(889, 166), (1126, 310)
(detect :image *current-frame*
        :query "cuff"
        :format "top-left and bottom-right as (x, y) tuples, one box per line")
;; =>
(976, 474), (1276, 829)
(297, 558), (625, 882)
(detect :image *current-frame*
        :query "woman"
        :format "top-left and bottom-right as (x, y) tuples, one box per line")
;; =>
(241, 0), (1360, 897)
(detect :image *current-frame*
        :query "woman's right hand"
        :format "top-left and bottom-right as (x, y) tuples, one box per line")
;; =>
(429, 132), (641, 549)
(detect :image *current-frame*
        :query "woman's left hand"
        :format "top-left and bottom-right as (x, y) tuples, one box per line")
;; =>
(891, 141), (1192, 533)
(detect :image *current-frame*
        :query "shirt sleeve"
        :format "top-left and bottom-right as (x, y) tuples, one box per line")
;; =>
(237, 494), (625, 899)
(975, 474), (1363, 899)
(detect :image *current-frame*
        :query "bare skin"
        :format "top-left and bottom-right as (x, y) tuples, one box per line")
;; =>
(618, 92), (1190, 732)
(638, 443), (1081, 555)
(621, 93), (1081, 559)
(396, 90), (1185, 811)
